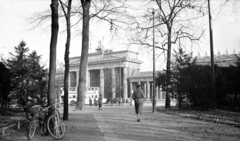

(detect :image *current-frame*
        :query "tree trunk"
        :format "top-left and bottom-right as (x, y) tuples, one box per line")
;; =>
(63, 0), (72, 120)
(76, 0), (91, 110)
(48, 0), (59, 106)
(165, 28), (172, 109)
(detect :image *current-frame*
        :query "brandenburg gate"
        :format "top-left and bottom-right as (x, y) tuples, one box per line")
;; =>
(68, 50), (165, 103)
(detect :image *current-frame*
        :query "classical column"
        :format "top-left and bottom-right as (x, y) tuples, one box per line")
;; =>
(155, 86), (158, 99)
(87, 70), (90, 88)
(100, 69), (104, 97)
(76, 71), (79, 90)
(130, 82), (133, 94)
(68, 72), (71, 90)
(157, 86), (160, 99)
(123, 67), (128, 102)
(147, 81), (150, 99)
(151, 82), (153, 98)
(159, 86), (162, 99)
(144, 82), (147, 97)
(111, 68), (116, 98)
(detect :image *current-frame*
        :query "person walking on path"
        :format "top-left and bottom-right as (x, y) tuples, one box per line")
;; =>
(132, 84), (146, 122)
(98, 94), (103, 110)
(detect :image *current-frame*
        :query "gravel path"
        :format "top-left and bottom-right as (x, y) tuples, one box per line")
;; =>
(2, 105), (240, 141)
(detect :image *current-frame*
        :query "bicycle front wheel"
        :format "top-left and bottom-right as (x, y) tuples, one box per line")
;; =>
(47, 115), (66, 139)
(27, 120), (37, 140)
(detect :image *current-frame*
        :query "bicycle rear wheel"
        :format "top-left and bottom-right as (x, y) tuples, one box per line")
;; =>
(27, 120), (37, 140)
(47, 115), (65, 139)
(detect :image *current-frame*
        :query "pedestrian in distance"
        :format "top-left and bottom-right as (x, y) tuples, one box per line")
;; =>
(89, 97), (92, 106)
(98, 94), (103, 110)
(132, 84), (146, 122)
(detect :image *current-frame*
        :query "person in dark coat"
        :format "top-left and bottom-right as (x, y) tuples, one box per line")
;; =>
(89, 97), (92, 106)
(98, 94), (103, 110)
(132, 84), (146, 122)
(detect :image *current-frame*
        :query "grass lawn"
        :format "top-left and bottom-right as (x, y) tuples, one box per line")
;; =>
(157, 107), (240, 127)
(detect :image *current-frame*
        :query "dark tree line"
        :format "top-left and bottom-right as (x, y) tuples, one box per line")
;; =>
(0, 62), (12, 108)
(157, 47), (240, 111)
(0, 41), (48, 108)
(215, 58), (240, 110)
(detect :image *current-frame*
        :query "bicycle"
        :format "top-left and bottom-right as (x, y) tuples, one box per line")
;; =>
(46, 101), (66, 139)
(24, 101), (66, 140)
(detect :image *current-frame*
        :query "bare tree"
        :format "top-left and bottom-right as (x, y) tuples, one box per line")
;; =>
(75, 0), (91, 110)
(48, 0), (59, 106)
(59, 0), (72, 120)
(75, 0), (134, 110)
(129, 0), (206, 108)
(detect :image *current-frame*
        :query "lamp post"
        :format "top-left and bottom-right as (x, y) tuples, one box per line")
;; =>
(152, 9), (156, 113)
(208, 0), (215, 108)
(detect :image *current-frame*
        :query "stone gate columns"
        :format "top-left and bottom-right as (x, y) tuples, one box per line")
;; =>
(158, 86), (161, 99)
(156, 86), (158, 99)
(159, 86), (162, 99)
(130, 82), (132, 94)
(123, 67), (127, 102)
(111, 68), (116, 98)
(100, 69), (104, 96)
(87, 70), (90, 88)
(147, 81), (150, 99)
(76, 71), (79, 89)
(68, 74), (71, 88)
(144, 83), (147, 97)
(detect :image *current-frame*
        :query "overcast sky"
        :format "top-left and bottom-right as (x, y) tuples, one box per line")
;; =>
(0, 0), (240, 71)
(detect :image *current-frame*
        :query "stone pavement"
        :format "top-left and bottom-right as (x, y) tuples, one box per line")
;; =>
(2, 104), (240, 141)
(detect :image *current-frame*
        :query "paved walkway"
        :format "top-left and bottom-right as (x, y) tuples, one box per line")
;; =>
(2, 105), (240, 141)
